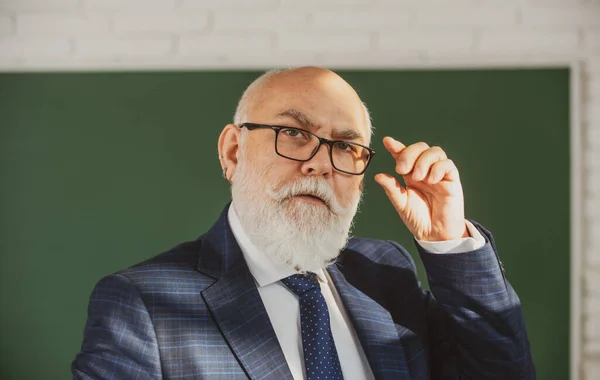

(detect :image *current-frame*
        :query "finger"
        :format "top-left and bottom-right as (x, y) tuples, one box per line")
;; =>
(382, 137), (406, 158)
(374, 173), (408, 213)
(427, 159), (459, 184)
(395, 142), (430, 175)
(412, 146), (448, 181)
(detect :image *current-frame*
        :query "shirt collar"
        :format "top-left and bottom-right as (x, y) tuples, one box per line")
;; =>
(227, 203), (328, 287)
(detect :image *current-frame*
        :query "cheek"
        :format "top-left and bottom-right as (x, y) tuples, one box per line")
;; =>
(261, 157), (298, 190)
(334, 177), (362, 204)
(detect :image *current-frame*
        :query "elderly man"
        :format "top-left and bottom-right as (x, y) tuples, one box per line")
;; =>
(72, 67), (535, 379)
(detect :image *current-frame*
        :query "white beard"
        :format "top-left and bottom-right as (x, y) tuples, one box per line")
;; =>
(230, 150), (361, 273)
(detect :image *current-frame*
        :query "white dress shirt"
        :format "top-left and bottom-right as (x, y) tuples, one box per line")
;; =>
(227, 205), (486, 380)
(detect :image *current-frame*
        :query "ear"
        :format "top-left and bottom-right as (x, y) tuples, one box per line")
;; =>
(218, 124), (241, 183)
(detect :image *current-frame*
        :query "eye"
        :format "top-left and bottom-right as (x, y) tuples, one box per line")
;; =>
(282, 128), (310, 139)
(335, 141), (357, 152)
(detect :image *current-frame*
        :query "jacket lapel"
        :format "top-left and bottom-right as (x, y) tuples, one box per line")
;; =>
(198, 204), (293, 380)
(327, 264), (411, 380)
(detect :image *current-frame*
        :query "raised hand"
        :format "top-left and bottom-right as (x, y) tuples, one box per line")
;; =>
(374, 137), (469, 242)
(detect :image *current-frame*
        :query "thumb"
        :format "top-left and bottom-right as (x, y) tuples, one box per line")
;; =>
(374, 173), (408, 214)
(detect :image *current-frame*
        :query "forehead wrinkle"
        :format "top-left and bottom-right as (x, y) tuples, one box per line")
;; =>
(276, 109), (320, 131)
(277, 108), (365, 142)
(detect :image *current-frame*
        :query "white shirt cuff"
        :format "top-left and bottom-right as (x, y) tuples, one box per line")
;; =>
(414, 220), (486, 254)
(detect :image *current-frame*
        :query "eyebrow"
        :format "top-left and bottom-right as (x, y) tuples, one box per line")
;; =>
(277, 109), (319, 131)
(276, 108), (365, 142)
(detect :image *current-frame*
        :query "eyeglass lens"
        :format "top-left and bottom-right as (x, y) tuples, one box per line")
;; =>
(276, 128), (370, 174)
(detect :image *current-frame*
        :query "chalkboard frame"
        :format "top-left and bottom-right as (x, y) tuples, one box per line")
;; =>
(0, 60), (584, 379)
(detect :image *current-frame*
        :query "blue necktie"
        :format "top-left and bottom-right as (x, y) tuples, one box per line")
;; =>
(281, 273), (344, 380)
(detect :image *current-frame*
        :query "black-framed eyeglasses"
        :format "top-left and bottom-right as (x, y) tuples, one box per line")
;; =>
(239, 122), (375, 175)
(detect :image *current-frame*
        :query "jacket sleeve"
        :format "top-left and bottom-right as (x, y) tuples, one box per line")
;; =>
(72, 274), (162, 379)
(391, 220), (536, 379)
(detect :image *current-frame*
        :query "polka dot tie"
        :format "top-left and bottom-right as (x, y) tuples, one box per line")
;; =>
(281, 273), (344, 380)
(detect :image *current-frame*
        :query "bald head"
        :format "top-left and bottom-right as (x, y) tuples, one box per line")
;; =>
(234, 67), (373, 145)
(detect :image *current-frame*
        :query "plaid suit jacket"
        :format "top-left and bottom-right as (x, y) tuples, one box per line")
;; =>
(72, 204), (535, 379)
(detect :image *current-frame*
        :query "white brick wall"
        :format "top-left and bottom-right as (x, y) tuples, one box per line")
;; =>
(479, 29), (581, 55)
(114, 12), (209, 34)
(0, 0), (79, 10)
(415, 6), (517, 26)
(312, 10), (413, 28)
(521, 5), (600, 27)
(75, 37), (172, 59)
(582, 25), (600, 377)
(279, 33), (372, 53)
(84, 0), (177, 10)
(184, 0), (280, 9)
(179, 34), (272, 56)
(0, 14), (13, 37)
(0, 0), (598, 378)
(379, 29), (475, 54)
(0, 36), (71, 58)
(213, 11), (307, 32)
(17, 12), (111, 35)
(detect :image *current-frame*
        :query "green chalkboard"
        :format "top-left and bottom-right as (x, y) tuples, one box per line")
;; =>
(0, 69), (569, 379)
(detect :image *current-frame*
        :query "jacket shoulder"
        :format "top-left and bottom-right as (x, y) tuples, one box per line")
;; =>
(113, 238), (213, 291)
(344, 236), (417, 272)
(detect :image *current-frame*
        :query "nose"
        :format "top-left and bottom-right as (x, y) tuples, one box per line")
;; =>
(300, 142), (333, 177)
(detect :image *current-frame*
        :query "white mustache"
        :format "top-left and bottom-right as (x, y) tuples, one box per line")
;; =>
(266, 178), (344, 215)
